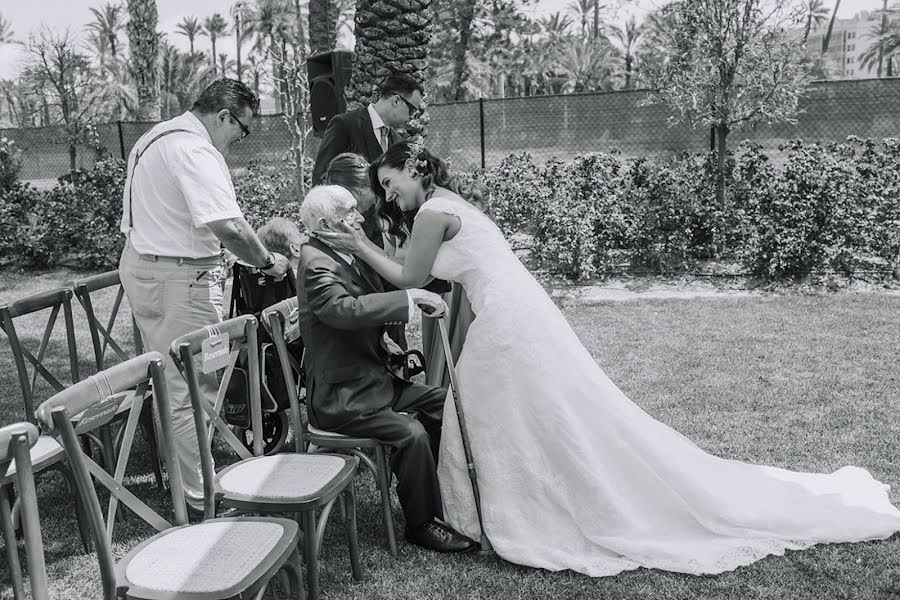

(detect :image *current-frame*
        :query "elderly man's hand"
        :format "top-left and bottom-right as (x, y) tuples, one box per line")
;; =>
(408, 289), (448, 317)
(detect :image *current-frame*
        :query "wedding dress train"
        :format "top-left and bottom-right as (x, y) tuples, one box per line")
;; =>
(416, 195), (900, 577)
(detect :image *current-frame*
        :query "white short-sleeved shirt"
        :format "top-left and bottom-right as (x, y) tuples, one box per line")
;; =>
(121, 111), (243, 258)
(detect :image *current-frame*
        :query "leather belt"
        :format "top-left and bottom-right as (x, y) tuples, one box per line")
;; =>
(138, 253), (223, 266)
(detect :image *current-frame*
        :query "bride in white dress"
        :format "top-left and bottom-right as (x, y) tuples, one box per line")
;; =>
(316, 141), (900, 577)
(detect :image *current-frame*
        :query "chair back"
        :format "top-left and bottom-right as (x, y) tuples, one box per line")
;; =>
(0, 288), (80, 424)
(0, 422), (47, 600)
(169, 315), (265, 513)
(73, 270), (143, 371)
(261, 298), (307, 453)
(36, 352), (188, 600)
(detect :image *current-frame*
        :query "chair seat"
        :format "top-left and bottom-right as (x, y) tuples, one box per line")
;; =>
(307, 423), (396, 448)
(121, 518), (299, 597)
(1, 435), (64, 484)
(216, 454), (356, 507)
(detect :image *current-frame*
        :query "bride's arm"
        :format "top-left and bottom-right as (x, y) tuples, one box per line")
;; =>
(355, 211), (449, 289)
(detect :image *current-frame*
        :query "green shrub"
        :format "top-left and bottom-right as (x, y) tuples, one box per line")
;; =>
(747, 140), (873, 279)
(234, 158), (307, 230)
(482, 153), (547, 237)
(0, 136), (22, 192)
(22, 157), (128, 269)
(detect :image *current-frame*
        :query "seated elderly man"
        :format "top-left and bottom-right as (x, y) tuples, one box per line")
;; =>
(296, 185), (476, 554)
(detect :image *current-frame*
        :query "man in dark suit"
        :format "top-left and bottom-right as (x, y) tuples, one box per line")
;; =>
(296, 185), (476, 554)
(311, 73), (423, 186)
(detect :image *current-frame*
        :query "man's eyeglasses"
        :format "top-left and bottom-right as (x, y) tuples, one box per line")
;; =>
(396, 94), (422, 118)
(229, 110), (251, 140)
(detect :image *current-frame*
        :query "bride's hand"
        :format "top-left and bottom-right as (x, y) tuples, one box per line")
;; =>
(314, 221), (367, 254)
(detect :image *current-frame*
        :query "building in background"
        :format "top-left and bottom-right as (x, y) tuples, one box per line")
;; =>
(806, 11), (880, 79)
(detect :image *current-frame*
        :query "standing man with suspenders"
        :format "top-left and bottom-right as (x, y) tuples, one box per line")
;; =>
(119, 78), (290, 512)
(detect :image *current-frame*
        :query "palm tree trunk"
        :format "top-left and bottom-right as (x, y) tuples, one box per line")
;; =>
(236, 15), (243, 81)
(450, 0), (477, 101)
(593, 0), (599, 40)
(309, 0), (337, 54)
(822, 0), (841, 53)
(878, 0), (888, 76)
(211, 39), (217, 75)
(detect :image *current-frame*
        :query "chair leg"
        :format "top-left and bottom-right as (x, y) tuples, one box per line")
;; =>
(139, 404), (166, 491)
(303, 511), (320, 600)
(344, 487), (363, 581)
(58, 463), (93, 554)
(0, 485), (25, 599)
(374, 446), (398, 557)
(282, 548), (306, 600)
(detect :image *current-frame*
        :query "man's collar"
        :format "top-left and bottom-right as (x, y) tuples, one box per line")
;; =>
(367, 102), (386, 130)
(308, 235), (354, 266)
(182, 111), (214, 144)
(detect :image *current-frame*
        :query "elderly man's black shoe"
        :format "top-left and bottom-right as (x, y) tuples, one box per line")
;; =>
(406, 521), (478, 553)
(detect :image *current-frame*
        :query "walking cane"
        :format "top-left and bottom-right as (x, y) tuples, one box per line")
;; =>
(435, 315), (492, 554)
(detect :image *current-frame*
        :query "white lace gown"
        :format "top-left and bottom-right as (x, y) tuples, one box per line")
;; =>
(417, 195), (900, 577)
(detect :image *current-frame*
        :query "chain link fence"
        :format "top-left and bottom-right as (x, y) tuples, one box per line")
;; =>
(3, 78), (898, 185)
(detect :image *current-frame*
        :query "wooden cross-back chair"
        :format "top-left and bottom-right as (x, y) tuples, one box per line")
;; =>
(0, 287), (92, 551)
(261, 298), (400, 558)
(73, 270), (163, 490)
(36, 352), (305, 600)
(72, 270), (143, 371)
(0, 287), (81, 425)
(0, 422), (48, 600)
(170, 314), (363, 600)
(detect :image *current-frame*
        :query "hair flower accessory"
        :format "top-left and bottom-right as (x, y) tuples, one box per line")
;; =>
(405, 135), (428, 173)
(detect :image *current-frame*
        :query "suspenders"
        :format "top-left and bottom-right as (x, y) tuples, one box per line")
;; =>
(126, 128), (196, 230)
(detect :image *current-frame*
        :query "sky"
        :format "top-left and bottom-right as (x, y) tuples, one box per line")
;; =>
(0, 0), (884, 80)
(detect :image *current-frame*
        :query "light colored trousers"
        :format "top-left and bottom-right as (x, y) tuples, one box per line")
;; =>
(119, 240), (224, 509)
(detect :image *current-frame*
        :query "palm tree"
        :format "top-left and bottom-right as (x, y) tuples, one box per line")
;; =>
(219, 52), (237, 76)
(231, 1), (254, 81)
(309, 0), (338, 54)
(202, 13), (230, 76)
(251, 0), (296, 112)
(126, 0), (161, 119)
(538, 12), (574, 44)
(347, 0), (433, 106)
(176, 15), (201, 55)
(558, 37), (610, 92)
(860, 3), (899, 77)
(609, 16), (641, 90)
(821, 0), (841, 53)
(245, 52), (265, 99)
(0, 12), (14, 44)
(159, 39), (181, 117)
(801, 0), (830, 44)
(567, 0), (600, 39)
(87, 3), (127, 58)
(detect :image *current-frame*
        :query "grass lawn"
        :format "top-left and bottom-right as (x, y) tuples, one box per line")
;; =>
(2, 269), (900, 599)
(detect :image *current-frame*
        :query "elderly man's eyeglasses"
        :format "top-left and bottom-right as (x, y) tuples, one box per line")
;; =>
(229, 111), (251, 140)
(396, 94), (422, 118)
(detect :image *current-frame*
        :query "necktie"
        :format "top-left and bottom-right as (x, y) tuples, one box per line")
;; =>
(348, 257), (362, 277)
(379, 126), (389, 151)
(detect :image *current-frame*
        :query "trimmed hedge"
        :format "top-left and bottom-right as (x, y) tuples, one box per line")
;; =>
(484, 138), (900, 281)
(2, 138), (898, 281)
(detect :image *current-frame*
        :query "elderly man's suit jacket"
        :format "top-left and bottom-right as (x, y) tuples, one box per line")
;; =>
(297, 237), (410, 430)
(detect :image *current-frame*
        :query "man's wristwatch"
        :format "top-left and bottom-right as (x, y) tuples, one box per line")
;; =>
(259, 251), (276, 271)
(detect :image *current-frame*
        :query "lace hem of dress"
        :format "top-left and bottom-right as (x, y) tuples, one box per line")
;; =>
(494, 538), (820, 578)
